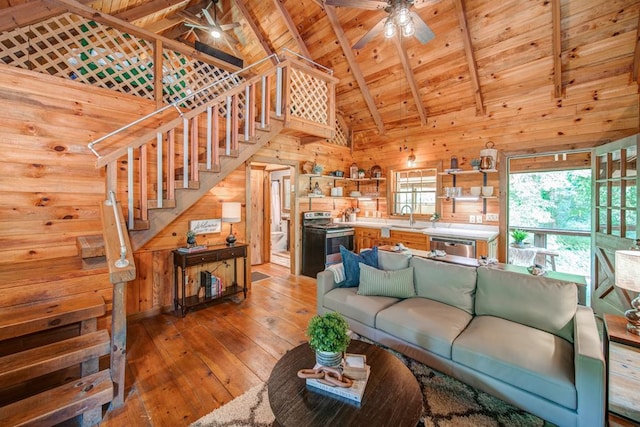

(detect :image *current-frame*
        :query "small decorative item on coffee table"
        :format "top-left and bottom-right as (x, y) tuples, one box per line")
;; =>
(306, 312), (350, 367)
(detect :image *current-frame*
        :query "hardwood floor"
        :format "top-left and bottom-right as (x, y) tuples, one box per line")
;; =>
(101, 263), (639, 427)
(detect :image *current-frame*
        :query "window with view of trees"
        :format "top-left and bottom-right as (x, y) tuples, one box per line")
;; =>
(508, 168), (591, 276)
(390, 168), (437, 216)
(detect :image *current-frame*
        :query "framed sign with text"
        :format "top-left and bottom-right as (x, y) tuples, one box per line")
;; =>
(190, 219), (221, 235)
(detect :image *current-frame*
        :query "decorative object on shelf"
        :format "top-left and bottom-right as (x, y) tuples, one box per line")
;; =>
(186, 230), (197, 248)
(511, 229), (528, 247)
(312, 163), (324, 174)
(407, 148), (416, 167)
(470, 186), (481, 196)
(313, 182), (322, 195)
(481, 186), (494, 196)
(334, 170), (344, 177)
(480, 141), (498, 168)
(350, 163), (359, 179)
(450, 156), (459, 170)
(430, 212), (441, 227)
(471, 158), (481, 170)
(357, 168), (366, 178)
(302, 160), (314, 174)
(221, 202), (241, 246)
(370, 164), (382, 178)
(614, 250), (640, 335)
(306, 312), (351, 367)
(480, 154), (493, 170)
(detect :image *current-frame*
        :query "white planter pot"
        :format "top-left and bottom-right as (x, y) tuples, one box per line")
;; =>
(315, 350), (343, 367)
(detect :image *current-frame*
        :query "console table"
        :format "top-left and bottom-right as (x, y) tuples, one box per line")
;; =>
(172, 244), (247, 317)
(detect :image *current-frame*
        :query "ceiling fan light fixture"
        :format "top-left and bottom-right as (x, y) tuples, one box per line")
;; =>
(397, 5), (410, 26)
(402, 19), (415, 37)
(210, 28), (222, 38)
(384, 19), (396, 38)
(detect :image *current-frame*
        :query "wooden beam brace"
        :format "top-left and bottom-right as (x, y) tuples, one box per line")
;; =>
(46, 0), (241, 71)
(551, 0), (563, 98)
(234, 0), (277, 64)
(0, 0), (93, 32)
(271, 0), (312, 59)
(453, 0), (484, 115)
(115, 0), (189, 24)
(392, 36), (427, 126)
(144, 15), (186, 34)
(324, 5), (385, 135)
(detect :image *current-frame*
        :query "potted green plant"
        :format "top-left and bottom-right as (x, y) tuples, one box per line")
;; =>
(186, 230), (197, 248)
(470, 158), (481, 170)
(306, 312), (350, 367)
(511, 229), (528, 247)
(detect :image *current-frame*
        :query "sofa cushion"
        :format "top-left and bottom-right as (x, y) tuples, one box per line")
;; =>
(339, 245), (379, 287)
(410, 257), (477, 315)
(377, 250), (412, 271)
(452, 315), (576, 409)
(357, 264), (416, 298)
(376, 298), (473, 359)
(475, 267), (577, 342)
(323, 287), (399, 327)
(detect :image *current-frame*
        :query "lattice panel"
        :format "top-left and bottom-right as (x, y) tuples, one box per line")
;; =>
(0, 13), (244, 111)
(0, 13), (156, 99)
(289, 68), (329, 125)
(162, 50), (244, 115)
(330, 118), (348, 146)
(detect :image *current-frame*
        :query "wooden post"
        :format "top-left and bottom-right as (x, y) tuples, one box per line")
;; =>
(110, 281), (126, 408)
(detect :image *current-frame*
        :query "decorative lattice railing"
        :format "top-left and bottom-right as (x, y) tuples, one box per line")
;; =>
(0, 12), (242, 112)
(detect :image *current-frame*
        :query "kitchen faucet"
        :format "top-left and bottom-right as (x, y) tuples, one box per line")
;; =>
(400, 204), (415, 227)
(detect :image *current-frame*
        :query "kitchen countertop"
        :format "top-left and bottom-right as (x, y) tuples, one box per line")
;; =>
(344, 220), (499, 241)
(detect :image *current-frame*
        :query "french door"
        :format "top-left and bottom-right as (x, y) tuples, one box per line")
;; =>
(592, 135), (639, 316)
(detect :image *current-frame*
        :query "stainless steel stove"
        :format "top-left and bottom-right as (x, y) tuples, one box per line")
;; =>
(301, 211), (354, 278)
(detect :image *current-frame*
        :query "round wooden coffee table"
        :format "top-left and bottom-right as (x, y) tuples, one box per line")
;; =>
(268, 340), (422, 427)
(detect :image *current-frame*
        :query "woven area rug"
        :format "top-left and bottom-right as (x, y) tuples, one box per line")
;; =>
(191, 348), (548, 427)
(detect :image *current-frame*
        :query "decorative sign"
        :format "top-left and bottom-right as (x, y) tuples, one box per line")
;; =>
(190, 219), (221, 235)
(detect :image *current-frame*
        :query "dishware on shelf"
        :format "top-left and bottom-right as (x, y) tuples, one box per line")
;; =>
(481, 186), (494, 196)
(350, 191), (362, 197)
(470, 186), (481, 196)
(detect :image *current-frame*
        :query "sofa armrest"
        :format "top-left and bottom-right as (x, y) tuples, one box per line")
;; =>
(573, 305), (605, 426)
(316, 270), (340, 315)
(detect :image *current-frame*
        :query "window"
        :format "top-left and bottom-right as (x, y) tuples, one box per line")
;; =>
(390, 168), (437, 216)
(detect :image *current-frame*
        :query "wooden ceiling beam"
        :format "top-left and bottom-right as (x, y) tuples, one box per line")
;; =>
(453, 0), (484, 116)
(551, 0), (563, 98)
(392, 36), (427, 126)
(115, 0), (189, 24)
(233, 0), (277, 64)
(324, 5), (385, 135)
(145, 15), (185, 34)
(271, 0), (312, 59)
(0, 0), (93, 32)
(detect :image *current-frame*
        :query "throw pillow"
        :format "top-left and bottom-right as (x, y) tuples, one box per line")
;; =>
(339, 245), (379, 287)
(357, 263), (415, 298)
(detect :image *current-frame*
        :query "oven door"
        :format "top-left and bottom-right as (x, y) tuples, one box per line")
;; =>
(325, 229), (354, 265)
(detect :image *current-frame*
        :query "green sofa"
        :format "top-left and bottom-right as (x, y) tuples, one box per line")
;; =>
(316, 251), (605, 427)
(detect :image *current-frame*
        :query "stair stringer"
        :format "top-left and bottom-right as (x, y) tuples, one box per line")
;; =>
(130, 117), (284, 251)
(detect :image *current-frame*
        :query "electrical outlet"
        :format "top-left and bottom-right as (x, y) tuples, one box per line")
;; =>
(476, 215), (483, 224)
(469, 215), (476, 223)
(486, 213), (499, 221)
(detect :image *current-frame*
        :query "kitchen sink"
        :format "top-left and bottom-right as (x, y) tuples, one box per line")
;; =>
(390, 225), (425, 231)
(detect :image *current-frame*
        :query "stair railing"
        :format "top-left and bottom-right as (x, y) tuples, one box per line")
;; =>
(88, 52), (337, 232)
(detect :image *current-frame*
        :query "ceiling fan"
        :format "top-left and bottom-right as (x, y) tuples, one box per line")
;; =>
(184, 0), (240, 40)
(325, 0), (437, 49)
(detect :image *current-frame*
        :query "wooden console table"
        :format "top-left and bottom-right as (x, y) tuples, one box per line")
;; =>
(172, 244), (247, 317)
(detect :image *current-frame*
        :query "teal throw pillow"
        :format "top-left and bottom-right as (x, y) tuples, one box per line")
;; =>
(357, 264), (416, 298)
(339, 245), (379, 287)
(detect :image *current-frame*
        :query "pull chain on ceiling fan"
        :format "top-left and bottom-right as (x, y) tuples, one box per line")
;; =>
(325, 0), (437, 49)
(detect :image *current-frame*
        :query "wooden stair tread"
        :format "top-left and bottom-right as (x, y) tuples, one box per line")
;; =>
(0, 370), (113, 427)
(0, 257), (108, 290)
(76, 235), (105, 259)
(0, 295), (106, 341)
(0, 330), (110, 388)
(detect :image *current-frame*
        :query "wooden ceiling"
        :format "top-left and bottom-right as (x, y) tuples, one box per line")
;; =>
(1, 0), (639, 140)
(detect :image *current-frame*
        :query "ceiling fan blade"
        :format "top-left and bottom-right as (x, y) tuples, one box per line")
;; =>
(352, 16), (386, 49)
(410, 12), (435, 44)
(219, 22), (241, 31)
(411, 0), (440, 9)
(325, 0), (389, 10)
(202, 8), (216, 26)
(184, 23), (209, 31)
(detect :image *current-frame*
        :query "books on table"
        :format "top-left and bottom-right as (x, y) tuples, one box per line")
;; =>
(305, 362), (370, 403)
(177, 245), (208, 253)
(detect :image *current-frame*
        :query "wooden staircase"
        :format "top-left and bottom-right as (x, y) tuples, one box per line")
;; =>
(0, 294), (113, 426)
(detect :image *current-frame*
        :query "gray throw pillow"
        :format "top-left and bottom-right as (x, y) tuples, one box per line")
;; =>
(357, 263), (416, 298)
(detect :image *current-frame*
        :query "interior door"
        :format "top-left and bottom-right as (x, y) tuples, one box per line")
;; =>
(592, 135), (639, 316)
(250, 166), (266, 265)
